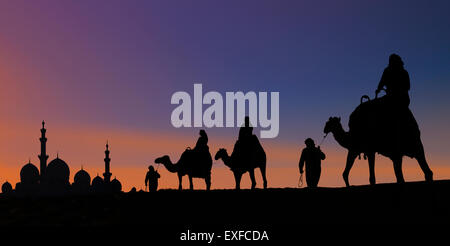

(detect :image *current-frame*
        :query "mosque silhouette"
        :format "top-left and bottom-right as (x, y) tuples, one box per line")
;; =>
(1, 121), (122, 196)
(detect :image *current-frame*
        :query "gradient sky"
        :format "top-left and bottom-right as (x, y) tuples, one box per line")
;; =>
(1, 0), (450, 190)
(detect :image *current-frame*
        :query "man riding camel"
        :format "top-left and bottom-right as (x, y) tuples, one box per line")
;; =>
(376, 54), (411, 108)
(194, 130), (208, 151)
(239, 116), (253, 141)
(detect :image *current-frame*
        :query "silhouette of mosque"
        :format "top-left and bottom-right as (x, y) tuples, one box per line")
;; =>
(1, 121), (122, 196)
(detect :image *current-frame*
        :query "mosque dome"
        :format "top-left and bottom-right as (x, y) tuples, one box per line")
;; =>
(92, 175), (104, 192)
(74, 168), (91, 187)
(20, 162), (39, 184)
(47, 157), (70, 184)
(111, 177), (122, 193)
(2, 181), (13, 194)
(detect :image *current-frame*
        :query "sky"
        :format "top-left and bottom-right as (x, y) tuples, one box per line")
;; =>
(0, 0), (450, 191)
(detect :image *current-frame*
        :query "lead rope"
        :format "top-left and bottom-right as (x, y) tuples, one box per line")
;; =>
(298, 173), (304, 188)
(318, 133), (328, 148)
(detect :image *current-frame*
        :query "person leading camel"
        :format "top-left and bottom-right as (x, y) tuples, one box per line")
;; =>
(145, 165), (160, 192)
(376, 54), (410, 107)
(299, 138), (326, 188)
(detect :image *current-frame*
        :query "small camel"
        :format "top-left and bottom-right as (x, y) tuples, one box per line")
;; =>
(155, 148), (212, 190)
(215, 135), (267, 190)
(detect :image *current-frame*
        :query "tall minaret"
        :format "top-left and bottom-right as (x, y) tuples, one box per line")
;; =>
(103, 141), (112, 184)
(39, 121), (49, 178)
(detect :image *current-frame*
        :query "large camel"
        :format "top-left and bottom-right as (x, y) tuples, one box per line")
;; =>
(215, 135), (267, 190)
(155, 148), (212, 190)
(324, 97), (433, 187)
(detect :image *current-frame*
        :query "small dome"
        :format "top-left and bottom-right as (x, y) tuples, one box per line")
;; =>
(92, 175), (104, 186)
(2, 181), (13, 194)
(47, 157), (70, 183)
(91, 175), (104, 192)
(20, 162), (39, 184)
(74, 169), (91, 186)
(111, 178), (122, 193)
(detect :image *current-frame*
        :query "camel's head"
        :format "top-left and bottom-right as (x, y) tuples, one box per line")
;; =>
(154, 155), (169, 164)
(324, 117), (341, 134)
(214, 148), (228, 160)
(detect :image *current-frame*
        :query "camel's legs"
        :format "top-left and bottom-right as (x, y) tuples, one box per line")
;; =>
(260, 165), (268, 189)
(392, 157), (405, 183)
(367, 152), (376, 185)
(205, 174), (211, 190)
(249, 169), (256, 189)
(415, 145), (433, 182)
(234, 172), (242, 190)
(189, 175), (194, 190)
(343, 151), (358, 187)
(178, 173), (183, 190)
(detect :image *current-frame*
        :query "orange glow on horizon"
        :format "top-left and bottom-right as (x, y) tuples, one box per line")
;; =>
(0, 121), (448, 191)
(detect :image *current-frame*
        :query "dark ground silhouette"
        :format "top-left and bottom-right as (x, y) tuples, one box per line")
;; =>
(0, 180), (449, 227)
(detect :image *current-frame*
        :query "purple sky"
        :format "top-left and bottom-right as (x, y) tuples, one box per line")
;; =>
(0, 0), (450, 189)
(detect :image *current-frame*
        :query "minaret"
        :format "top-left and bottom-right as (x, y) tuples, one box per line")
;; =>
(103, 141), (112, 184)
(38, 121), (49, 179)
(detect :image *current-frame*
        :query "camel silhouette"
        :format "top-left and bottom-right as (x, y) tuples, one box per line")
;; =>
(155, 148), (213, 190)
(324, 97), (433, 187)
(215, 135), (267, 190)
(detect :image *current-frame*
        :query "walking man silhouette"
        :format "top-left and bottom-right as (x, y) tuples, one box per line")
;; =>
(145, 165), (160, 192)
(299, 138), (326, 188)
